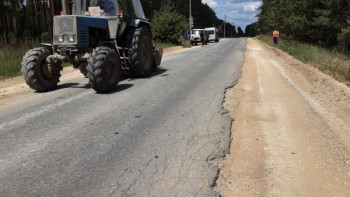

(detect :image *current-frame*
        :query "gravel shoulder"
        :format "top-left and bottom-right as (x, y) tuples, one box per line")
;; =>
(216, 38), (350, 196)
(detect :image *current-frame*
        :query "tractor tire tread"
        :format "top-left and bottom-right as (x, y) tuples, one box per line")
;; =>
(21, 47), (61, 92)
(87, 46), (120, 92)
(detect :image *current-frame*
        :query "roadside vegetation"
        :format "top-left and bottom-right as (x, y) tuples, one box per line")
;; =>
(244, 0), (350, 86)
(0, 45), (75, 80)
(257, 35), (350, 86)
(255, 0), (350, 52)
(151, 3), (187, 43)
(153, 41), (176, 49)
(245, 0), (350, 52)
(0, 45), (31, 80)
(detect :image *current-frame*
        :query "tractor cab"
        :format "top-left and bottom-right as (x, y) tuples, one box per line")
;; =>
(61, 0), (118, 16)
(61, 0), (145, 18)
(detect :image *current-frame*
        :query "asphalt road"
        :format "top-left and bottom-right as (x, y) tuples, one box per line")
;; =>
(0, 38), (246, 197)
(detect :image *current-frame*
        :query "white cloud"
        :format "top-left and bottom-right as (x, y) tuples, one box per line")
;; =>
(212, 0), (262, 29)
(202, 0), (218, 8)
(243, 2), (261, 12)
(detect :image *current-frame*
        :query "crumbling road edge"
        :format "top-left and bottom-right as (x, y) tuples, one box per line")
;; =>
(206, 77), (241, 196)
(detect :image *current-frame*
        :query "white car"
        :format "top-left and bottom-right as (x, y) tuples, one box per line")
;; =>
(190, 29), (204, 45)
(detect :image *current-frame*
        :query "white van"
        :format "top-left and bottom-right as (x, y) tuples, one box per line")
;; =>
(205, 27), (219, 42)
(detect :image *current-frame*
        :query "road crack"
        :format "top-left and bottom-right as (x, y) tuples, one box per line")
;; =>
(205, 79), (240, 196)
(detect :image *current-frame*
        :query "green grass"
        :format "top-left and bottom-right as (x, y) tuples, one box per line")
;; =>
(256, 35), (350, 86)
(0, 45), (32, 80)
(153, 41), (176, 49)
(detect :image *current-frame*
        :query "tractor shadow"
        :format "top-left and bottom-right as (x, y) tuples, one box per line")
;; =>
(148, 67), (168, 78)
(56, 67), (168, 94)
(58, 82), (90, 90)
(99, 68), (168, 94)
(98, 84), (134, 94)
(124, 68), (168, 81)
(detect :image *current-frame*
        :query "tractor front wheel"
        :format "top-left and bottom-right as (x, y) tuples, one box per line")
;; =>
(87, 46), (121, 92)
(21, 47), (61, 92)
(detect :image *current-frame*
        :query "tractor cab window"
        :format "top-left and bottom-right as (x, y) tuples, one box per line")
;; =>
(119, 0), (135, 18)
(98, 0), (118, 16)
(88, 0), (119, 16)
(62, 0), (119, 16)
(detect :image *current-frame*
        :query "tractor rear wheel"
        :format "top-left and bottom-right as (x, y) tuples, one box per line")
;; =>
(21, 47), (61, 92)
(87, 46), (121, 92)
(128, 26), (153, 77)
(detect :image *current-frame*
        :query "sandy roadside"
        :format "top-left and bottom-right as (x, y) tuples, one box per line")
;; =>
(0, 45), (189, 102)
(216, 38), (350, 196)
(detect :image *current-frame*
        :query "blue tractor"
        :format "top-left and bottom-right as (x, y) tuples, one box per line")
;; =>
(21, 0), (163, 92)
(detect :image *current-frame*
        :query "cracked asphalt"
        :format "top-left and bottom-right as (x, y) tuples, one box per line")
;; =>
(0, 38), (246, 196)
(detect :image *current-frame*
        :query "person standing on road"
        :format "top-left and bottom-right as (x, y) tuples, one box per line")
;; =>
(203, 31), (208, 45)
(273, 29), (279, 44)
(183, 29), (191, 48)
(185, 29), (190, 40)
(200, 30), (204, 47)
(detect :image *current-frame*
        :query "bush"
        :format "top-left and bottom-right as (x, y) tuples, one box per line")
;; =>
(22, 30), (36, 45)
(41, 32), (51, 43)
(8, 32), (18, 45)
(338, 27), (350, 53)
(0, 45), (30, 80)
(151, 2), (187, 43)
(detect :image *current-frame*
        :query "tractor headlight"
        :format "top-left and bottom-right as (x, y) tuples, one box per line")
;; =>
(57, 35), (64, 42)
(68, 35), (74, 42)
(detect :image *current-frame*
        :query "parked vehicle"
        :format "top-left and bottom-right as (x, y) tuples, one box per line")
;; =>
(21, 0), (163, 93)
(205, 27), (219, 42)
(191, 29), (204, 45)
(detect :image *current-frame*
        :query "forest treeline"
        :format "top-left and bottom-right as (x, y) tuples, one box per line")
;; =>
(245, 0), (350, 52)
(0, 0), (61, 44)
(0, 0), (238, 45)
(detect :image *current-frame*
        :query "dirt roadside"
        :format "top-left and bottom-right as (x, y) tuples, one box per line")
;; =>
(216, 38), (350, 196)
(0, 46), (186, 102)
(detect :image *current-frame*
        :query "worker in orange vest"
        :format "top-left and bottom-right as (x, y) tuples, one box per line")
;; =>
(273, 29), (279, 44)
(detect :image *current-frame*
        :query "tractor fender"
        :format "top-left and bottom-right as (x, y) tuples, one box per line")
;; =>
(132, 19), (152, 37)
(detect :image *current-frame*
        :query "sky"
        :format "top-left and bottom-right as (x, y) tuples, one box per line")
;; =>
(201, 0), (262, 30)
